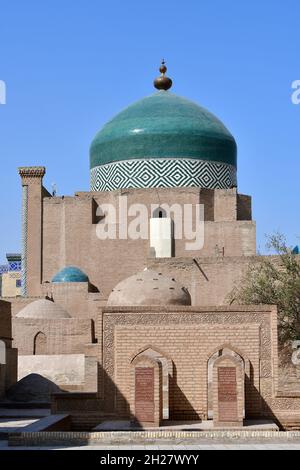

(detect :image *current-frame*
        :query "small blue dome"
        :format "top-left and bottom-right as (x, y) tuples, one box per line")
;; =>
(52, 266), (89, 283)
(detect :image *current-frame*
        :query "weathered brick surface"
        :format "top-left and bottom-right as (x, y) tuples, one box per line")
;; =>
(39, 187), (255, 298)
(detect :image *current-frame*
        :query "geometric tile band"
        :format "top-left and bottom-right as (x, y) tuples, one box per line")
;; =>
(21, 185), (28, 297)
(0, 265), (9, 275)
(90, 158), (237, 192)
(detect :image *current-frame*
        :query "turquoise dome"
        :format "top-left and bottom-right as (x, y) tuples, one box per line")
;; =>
(90, 92), (236, 169)
(90, 91), (237, 191)
(52, 266), (89, 283)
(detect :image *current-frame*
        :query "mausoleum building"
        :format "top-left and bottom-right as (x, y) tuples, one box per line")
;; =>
(1, 63), (300, 430)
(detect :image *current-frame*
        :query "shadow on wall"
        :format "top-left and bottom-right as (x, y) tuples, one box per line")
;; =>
(44, 362), (281, 436)
(6, 360), (285, 444)
(51, 363), (146, 431)
(244, 373), (280, 423)
(168, 362), (199, 420)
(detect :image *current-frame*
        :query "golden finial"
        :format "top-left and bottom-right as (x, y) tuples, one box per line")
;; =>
(154, 59), (172, 91)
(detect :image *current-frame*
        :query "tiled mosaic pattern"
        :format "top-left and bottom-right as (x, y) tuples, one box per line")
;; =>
(90, 158), (237, 191)
(21, 185), (28, 297)
(0, 262), (21, 275)
(8, 261), (21, 271)
(0, 265), (9, 275)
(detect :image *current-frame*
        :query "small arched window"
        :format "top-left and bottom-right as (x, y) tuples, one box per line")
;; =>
(152, 207), (167, 219)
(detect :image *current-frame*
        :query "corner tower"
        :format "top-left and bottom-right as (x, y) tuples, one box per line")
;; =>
(19, 167), (50, 297)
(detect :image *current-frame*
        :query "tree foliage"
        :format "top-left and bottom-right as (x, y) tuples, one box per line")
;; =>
(229, 233), (300, 344)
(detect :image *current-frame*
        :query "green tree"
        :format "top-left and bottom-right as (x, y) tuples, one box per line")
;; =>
(229, 233), (300, 344)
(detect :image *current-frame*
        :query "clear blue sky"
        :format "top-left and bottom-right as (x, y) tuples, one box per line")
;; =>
(0, 0), (299, 263)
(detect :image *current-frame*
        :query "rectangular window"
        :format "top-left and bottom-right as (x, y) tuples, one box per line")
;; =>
(16, 279), (21, 288)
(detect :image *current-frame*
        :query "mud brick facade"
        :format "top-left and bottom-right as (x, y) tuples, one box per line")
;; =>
(100, 306), (273, 422)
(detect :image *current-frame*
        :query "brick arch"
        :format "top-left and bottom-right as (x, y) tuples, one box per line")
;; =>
(130, 345), (172, 364)
(206, 345), (246, 420)
(130, 345), (173, 421)
(33, 331), (47, 355)
(206, 343), (248, 363)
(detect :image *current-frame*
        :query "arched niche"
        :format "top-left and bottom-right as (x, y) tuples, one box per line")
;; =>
(212, 354), (245, 427)
(33, 332), (47, 355)
(130, 347), (173, 425)
(207, 346), (247, 420)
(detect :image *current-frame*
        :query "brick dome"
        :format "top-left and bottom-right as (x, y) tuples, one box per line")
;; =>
(107, 269), (191, 306)
(16, 298), (71, 319)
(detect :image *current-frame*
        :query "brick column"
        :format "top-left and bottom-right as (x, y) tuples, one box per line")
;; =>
(19, 167), (46, 297)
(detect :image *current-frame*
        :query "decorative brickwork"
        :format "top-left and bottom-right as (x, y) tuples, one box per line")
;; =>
(218, 368), (237, 420)
(102, 306), (274, 420)
(18, 167), (46, 179)
(135, 368), (155, 423)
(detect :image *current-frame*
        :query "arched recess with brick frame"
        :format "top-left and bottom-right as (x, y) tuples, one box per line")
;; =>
(206, 344), (249, 420)
(131, 346), (173, 421)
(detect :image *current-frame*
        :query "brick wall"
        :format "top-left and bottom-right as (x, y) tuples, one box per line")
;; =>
(148, 256), (285, 306)
(101, 305), (275, 420)
(40, 187), (255, 297)
(13, 318), (93, 355)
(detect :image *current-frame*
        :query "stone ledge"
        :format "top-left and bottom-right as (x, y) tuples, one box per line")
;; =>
(276, 391), (300, 398)
(103, 304), (276, 314)
(16, 414), (70, 433)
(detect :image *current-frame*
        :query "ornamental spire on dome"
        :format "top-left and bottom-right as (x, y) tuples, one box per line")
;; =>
(153, 59), (172, 91)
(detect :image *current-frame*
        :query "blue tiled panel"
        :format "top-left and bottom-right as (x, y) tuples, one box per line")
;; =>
(8, 261), (22, 271)
(0, 265), (8, 275)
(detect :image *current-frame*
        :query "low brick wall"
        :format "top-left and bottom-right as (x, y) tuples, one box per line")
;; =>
(51, 392), (108, 430)
(8, 430), (300, 447)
